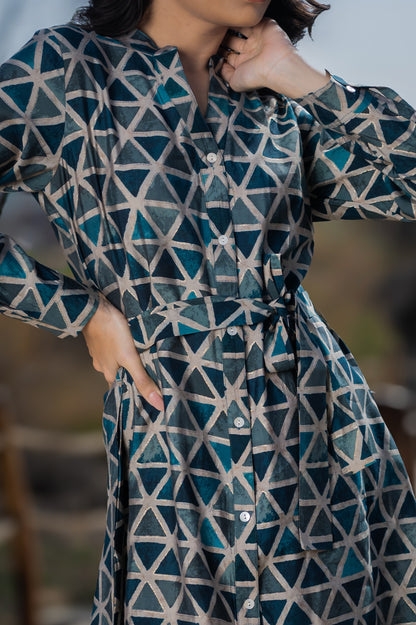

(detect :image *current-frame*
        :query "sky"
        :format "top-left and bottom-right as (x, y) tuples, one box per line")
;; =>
(1, 0), (416, 104)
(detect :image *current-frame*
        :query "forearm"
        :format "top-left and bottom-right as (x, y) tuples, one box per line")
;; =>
(0, 233), (99, 337)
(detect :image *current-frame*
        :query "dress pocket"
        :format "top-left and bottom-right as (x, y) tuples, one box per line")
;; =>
(137, 345), (160, 383)
(102, 366), (125, 407)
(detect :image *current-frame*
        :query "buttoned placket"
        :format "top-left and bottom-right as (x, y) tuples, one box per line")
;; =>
(198, 72), (261, 625)
(222, 320), (260, 622)
(201, 78), (261, 624)
(150, 45), (261, 622)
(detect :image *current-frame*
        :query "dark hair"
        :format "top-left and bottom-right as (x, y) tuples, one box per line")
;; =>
(74, 0), (329, 44)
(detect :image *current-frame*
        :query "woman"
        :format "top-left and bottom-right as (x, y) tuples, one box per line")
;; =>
(1, 0), (416, 623)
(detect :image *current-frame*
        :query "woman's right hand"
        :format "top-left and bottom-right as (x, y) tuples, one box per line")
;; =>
(82, 294), (164, 411)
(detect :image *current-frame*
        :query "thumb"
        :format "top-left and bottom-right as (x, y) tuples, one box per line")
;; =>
(220, 60), (234, 86)
(123, 351), (164, 411)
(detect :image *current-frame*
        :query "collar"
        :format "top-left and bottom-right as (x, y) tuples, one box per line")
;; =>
(124, 28), (223, 70)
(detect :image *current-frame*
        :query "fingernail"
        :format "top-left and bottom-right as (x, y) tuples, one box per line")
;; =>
(149, 390), (164, 410)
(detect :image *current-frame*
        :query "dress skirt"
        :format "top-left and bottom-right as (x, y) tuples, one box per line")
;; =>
(92, 301), (416, 625)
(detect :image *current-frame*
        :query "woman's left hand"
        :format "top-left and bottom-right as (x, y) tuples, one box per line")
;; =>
(219, 18), (329, 99)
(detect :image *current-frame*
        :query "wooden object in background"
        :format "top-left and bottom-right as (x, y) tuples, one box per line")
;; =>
(0, 386), (40, 625)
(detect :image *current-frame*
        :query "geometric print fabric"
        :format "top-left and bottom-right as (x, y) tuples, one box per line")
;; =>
(0, 23), (416, 625)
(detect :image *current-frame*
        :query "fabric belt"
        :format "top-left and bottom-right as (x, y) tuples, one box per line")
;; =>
(128, 293), (296, 371)
(122, 252), (334, 551)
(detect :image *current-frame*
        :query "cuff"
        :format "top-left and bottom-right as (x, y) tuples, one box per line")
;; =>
(54, 276), (100, 338)
(293, 71), (375, 126)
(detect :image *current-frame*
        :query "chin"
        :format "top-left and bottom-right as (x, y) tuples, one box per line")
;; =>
(230, 4), (269, 27)
(229, 17), (264, 27)
(218, 12), (266, 29)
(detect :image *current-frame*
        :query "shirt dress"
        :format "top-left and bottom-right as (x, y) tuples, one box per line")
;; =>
(1, 24), (416, 625)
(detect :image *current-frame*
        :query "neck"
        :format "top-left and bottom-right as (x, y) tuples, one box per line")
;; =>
(138, 5), (227, 73)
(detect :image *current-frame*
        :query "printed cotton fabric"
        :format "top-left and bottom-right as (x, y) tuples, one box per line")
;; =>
(1, 24), (416, 625)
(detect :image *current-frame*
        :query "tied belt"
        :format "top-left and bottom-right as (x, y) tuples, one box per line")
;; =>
(124, 253), (334, 551)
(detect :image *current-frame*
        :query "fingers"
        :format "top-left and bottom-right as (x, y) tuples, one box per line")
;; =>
(220, 60), (235, 85)
(220, 30), (246, 61)
(88, 349), (119, 386)
(220, 50), (239, 69)
(219, 27), (254, 69)
(101, 350), (164, 411)
(120, 349), (164, 412)
(82, 295), (164, 411)
(227, 27), (251, 41)
(104, 356), (164, 411)
(234, 26), (254, 36)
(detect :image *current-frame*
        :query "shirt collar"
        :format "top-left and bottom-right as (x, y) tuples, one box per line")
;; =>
(128, 28), (164, 50)
(126, 28), (223, 69)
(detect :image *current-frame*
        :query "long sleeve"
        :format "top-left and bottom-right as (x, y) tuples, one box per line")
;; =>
(293, 74), (416, 221)
(0, 29), (99, 337)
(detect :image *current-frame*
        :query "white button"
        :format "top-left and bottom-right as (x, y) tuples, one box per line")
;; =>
(239, 511), (251, 523)
(284, 291), (292, 303)
(346, 85), (356, 93)
(227, 326), (238, 336)
(234, 417), (244, 428)
(218, 234), (228, 245)
(206, 152), (217, 163)
(244, 599), (255, 610)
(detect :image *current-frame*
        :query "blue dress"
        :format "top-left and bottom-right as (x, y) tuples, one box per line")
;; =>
(1, 24), (416, 625)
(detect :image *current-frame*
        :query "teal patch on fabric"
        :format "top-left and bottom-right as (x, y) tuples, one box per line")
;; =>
(326, 145), (351, 170)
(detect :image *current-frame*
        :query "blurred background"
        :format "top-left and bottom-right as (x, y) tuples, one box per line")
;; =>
(1, 1), (416, 624)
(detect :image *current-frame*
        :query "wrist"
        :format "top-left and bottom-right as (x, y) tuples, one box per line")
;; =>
(263, 52), (330, 99)
(82, 293), (112, 334)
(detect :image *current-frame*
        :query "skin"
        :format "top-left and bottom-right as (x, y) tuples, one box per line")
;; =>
(82, 0), (329, 409)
